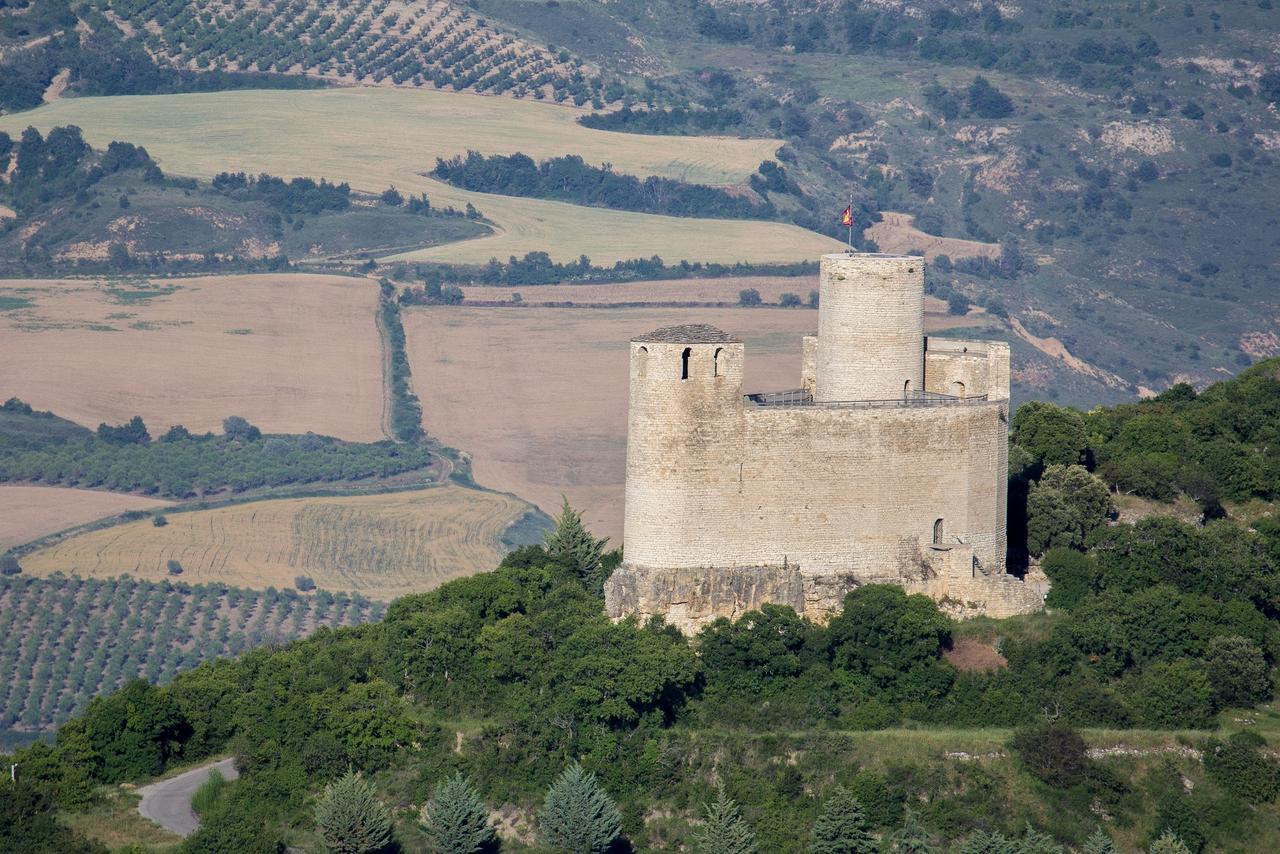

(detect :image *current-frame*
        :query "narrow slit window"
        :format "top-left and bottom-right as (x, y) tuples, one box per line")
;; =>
(933, 518), (944, 544)
(637, 346), (648, 379)
(681, 347), (691, 380)
(713, 347), (723, 377)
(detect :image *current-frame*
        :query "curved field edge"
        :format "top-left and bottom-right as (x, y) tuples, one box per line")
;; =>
(0, 89), (843, 265)
(19, 484), (531, 601)
(0, 485), (170, 551)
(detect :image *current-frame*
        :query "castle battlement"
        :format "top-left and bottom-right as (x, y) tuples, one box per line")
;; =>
(604, 253), (1043, 634)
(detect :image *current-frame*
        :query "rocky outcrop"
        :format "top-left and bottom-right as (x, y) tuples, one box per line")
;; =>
(604, 564), (861, 634)
(604, 560), (1044, 634)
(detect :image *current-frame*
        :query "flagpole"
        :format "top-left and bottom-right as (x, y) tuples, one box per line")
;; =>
(847, 191), (853, 251)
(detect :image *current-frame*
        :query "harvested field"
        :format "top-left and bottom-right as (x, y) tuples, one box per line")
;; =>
(460, 278), (991, 326)
(403, 306), (991, 542)
(865, 211), (1000, 261)
(0, 486), (169, 550)
(0, 89), (841, 266)
(21, 484), (527, 600)
(0, 274), (385, 440)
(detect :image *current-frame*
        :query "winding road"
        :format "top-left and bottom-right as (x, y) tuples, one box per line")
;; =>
(137, 757), (239, 837)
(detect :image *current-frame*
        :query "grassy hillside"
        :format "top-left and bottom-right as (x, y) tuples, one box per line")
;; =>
(465, 0), (1280, 407)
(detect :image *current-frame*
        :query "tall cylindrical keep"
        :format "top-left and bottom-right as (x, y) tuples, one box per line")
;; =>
(815, 253), (925, 402)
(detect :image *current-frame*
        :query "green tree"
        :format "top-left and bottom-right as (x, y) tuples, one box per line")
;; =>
(1134, 660), (1214, 728)
(1026, 465), (1112, 557)
(420, 773), (495, 854)
(1202, 731), (1280, 804)
(887, 807), (936, 853)
(544, 499), (608, 593)
(695, 783), (757, 854)
(313, 771), (393, 854)
(1082, 829), (1115, 854)
(1041, 549), (1096, 609)
(1203, 635), (1271, 708)
(1011, 401), (1087, 467)
(1147, 831), (1192, 854)
(738, 288), (762, 306)
(538, 761), (621, 853)
(1009, 723), (1088, 788)
(810, 786), (874, 854)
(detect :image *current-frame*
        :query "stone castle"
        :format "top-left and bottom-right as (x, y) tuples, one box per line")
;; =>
(604, 252), (1044, 633)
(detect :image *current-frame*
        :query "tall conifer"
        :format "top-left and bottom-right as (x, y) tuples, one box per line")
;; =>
(538, 761), (621, 853)
(420, 772), (495, 854)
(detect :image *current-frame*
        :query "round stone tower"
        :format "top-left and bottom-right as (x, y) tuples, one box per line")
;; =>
(622, 324), (744, 570)
(815, 253), (925, 402)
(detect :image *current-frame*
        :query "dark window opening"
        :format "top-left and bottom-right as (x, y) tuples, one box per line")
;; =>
(713, 347), (723, 377)
(681, 347), (691, 380)
(933, 518), (944, 544)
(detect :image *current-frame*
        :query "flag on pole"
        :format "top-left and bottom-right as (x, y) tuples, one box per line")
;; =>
(840, 206), (853, 227)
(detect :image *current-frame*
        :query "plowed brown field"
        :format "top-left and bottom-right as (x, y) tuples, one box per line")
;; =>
(0, 274), (385, 440)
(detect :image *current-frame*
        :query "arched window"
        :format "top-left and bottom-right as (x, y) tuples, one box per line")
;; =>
(933, 518), (944, 545)
(903, 379), (913, 398)
(713, 347), (723, 377)
(950, 380), (966, 399)
(637, 346), (648, 379)
(681, 347), (691, 380)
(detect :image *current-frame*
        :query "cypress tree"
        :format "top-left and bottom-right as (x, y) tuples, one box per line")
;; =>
(420, 772), (495, 854)
(1082, 828), (1116, 854)
(313, 771), (393, 854)
(810, 786), (875, 854)
(694, 783), (757, 854)
(544, 498), (608, 591)
(538, 761), (621, 853)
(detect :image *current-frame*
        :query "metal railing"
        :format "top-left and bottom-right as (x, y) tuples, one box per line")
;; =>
(745, 389), (990, 409)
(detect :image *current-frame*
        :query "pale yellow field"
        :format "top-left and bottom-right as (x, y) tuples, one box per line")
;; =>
(0, 88), (842, 265)
(0, 274), (385, 440)
(0, 485), (169, 550)
(21, 484), (527, 599)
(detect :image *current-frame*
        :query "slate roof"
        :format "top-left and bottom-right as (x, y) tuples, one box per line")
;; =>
(632, 324), (741, 344)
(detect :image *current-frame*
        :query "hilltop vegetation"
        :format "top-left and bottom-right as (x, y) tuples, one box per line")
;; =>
(0, 126), (488, 274)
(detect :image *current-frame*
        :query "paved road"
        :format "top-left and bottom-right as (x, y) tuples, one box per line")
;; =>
(137, 757), (239, 837)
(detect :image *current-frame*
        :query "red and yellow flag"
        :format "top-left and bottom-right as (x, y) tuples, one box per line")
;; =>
(840, 206), (853, 227)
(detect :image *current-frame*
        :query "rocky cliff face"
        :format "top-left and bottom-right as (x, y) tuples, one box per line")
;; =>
(604, 562), (1044, 634)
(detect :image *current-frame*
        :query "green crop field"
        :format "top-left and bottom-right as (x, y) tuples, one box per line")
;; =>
(0, 574), (385, 738)
(0, 88), (841, 265)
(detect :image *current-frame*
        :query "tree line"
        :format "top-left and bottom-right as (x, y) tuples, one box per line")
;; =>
(433, 150), (775, 220)
(0, 401), (432, 500)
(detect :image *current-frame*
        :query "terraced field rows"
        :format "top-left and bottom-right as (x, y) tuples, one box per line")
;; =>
(0, 574), (385, 733)
(104, 0), (606, 103)
(22, 485), (528, 601)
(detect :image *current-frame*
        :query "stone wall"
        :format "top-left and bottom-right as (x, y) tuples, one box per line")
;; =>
(923, 337), (1011, 400)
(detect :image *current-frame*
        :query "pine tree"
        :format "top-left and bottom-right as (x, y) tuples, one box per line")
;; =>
(544, 498), (608, 591)
(1017, 822), (1063, 854)
(810, 786), (875, 854)
(955, 832), (1018, 854)
(694, 783), (757, 854)
(1082, 828), (1116, 854)
(887, 807), (937, 854)
(420, 772), (495, 854)
(1148, 831), (1193, 854)
(313, 771), (393, 854)
(538, 761), (621, 853)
